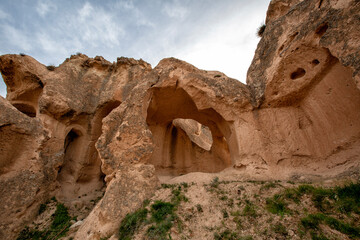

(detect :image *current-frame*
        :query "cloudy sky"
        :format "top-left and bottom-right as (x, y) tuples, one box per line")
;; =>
(0, 0), (270, 97)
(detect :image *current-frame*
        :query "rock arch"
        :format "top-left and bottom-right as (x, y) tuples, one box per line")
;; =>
(146, 86), (232, 176)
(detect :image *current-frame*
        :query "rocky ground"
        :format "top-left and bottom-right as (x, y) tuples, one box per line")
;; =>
(17, 172), (360, 240)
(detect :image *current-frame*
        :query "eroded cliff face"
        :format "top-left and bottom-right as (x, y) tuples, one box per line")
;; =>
(0, 0), (359, 239)
(244, 0), (360, 178)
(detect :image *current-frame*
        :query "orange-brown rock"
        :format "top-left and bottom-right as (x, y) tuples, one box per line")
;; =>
(74, 164), (158, 239)
(0, 0), (360, 239)
(244, 0), (360, 178)
(0, 96), (48, 239)
(0, 54), (152, 238)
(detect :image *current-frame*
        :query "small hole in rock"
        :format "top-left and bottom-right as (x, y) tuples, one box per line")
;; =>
(290, 68), (306, 80)
(315, 23), (328, 36)
(312, 59), (320, 66)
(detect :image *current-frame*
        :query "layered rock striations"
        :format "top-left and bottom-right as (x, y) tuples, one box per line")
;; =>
(0, 0), (360, 239)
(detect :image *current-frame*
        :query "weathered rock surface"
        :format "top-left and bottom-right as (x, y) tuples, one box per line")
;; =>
(0, 0), (360, 239)
(0, 54), (152, 239)
(74, 164), (158, 239)
(0, 97), (48, 239)
(244, 0), (360, 178)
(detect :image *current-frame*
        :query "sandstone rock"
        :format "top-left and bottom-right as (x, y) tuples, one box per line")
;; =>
(97, 57), (251, 178)
(241, 0), (360, 178)
(0, 96), (48, 239)
(0, 54), (153, 238)
(0, 0), (360, 239)
(74, 164), (159, 240)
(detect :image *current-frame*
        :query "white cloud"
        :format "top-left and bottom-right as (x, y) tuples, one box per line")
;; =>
(79, 2), (92, 19)
(0, 8), (10, 19)
(162, 0), (188, 20)
(172, 5), (267, 82)
(2, 24), (32, 51)
(77, 2), (124, 47)
(114, 0), (154, 27)
(115, 0), (135, 10)
(37, 32), (68, 55)
(0, 0), (270, 87)
(36, 0), (57, 17)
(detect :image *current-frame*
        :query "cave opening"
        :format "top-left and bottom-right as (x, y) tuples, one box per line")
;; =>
(146, 87), (233, 177)
(57, 128), (104, 201)
(56, 101), (121, 202)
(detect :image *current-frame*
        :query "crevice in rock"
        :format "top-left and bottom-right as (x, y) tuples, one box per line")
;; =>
(12, 103), (36, 118)
(315, 22), (328, 37)
(318, 0), (323, 8)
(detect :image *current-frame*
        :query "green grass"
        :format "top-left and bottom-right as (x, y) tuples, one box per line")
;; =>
(283, 182), (360, 214)
(171, 186), (188, 204)
(17, 203), (72, 240)
(51, 203), (71, 231)
(335, 182), (360, 214)
(211, 177), (220, 188)
(38, 204), (46, 215)
(301, 213), (325, 230)
(242, 200), (257, 218)
(116, 181), (360, 239)
(310, 231), (329, 240)
(161, 183), (176, 189)
(272, 222), (287, 236)
(260, 182), (277, 190)
(269, 182), (359, 213)
(147, 220), (173, 240)
(146, 201), (177, 240)
(150, 201), (175, 223)
(118, 208), (148, 240)
(196, 204), (203, 213)
(266, 194), (291, 216)
(222, 209), (229, 218)
(118, 183), (190, 240)
(301, 213), (360, 239)
(214, 229), (253, 240)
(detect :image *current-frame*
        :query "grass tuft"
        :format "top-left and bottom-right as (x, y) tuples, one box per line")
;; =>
(210, 177), (220, 188)
(272, 222), (287, 236)
(118, 208), (148, 240)
(46, 65), (56, 71)
(266, 194), (291, 216)
(257, 23), (266, 37)
(17, 202), (72, 240)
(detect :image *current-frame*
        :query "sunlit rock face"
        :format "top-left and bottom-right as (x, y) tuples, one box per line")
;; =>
(1, 0), (360, 238)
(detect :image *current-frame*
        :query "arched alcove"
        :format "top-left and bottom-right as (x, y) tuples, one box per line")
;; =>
(56, 101), (121, 201)
(146, 87), (233, 176)
(56, 128), (104, 201)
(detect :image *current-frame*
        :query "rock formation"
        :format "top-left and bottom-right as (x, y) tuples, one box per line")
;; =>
(0, 0), (360, 239)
